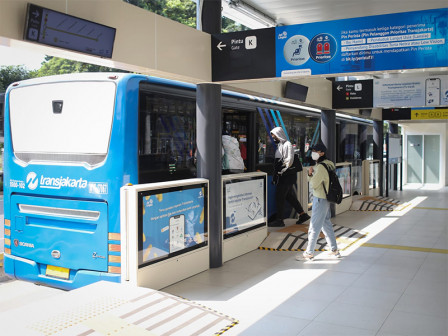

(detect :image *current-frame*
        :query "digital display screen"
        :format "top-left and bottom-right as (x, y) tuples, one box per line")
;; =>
(369, 162), (379, 190)
(24, 3), (116, 58)
(138, 184), (208, 267)
(223, 175), (266, 238)
(336, 165), (352, 198)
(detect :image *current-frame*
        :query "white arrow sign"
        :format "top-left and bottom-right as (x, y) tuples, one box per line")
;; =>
(337, 85), (343, 91)
(217, 41), (227, 51)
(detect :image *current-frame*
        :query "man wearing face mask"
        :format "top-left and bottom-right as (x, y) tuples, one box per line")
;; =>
(298, 143), (340, 260)
(269, 127), (310, 227)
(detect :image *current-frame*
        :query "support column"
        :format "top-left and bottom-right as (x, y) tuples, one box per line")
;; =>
(197, 0), (221, 34)
(389, 123), (399, 191)
(373, 120), (384, 196)
(321, 110), (336, 217)
(321, 110), (336, 163)
(196, 83), (222, 268)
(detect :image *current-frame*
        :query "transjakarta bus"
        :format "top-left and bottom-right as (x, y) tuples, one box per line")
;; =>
(3, 73), (371, 289)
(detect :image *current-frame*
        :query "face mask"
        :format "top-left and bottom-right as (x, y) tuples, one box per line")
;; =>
(311, 152), (320, 161)
(273, 138), (279, 144)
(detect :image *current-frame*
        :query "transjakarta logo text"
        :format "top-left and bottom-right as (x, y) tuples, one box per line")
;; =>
(27, 172), (88, 190)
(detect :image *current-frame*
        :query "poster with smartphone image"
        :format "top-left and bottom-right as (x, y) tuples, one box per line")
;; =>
(223, 176), (266, 237)
(426, 78), (441, 106)
(374, 75), (447, 108)
(138, 185), (207, 267)
(169, 214), (185, 252)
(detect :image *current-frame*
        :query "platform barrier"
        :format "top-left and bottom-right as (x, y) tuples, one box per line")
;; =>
(0, 281), (239, 336)
(222, 172), (268, 262)
(120, 179), (210, 290)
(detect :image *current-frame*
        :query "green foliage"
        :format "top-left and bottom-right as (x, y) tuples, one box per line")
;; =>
(0, 65), (36, 91)
(35, 57), (128, 77)
(164, 0), (196, 28)
(222, 17), (250, 33)
(124, 0), (249, 31)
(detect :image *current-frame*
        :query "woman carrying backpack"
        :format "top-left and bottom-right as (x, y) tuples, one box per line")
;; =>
(298, 143), (341, 261)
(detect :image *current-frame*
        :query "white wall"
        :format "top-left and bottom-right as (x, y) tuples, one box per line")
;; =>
(401, 122), (447, 186)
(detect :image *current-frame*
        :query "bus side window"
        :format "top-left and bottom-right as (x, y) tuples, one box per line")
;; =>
(138, 90), (197, 184)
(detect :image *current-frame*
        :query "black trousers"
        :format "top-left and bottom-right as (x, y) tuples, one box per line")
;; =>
(275, 173), (304, 220)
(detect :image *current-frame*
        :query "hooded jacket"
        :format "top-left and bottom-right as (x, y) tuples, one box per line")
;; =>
(271, 127), (294, 175)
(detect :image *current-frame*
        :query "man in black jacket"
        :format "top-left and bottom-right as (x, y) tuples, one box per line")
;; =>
(269, 127), (310, 227)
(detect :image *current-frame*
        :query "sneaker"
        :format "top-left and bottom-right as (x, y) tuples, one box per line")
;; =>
(296, 213), (311, 225)
(329, 250), (341, 258)
(268, 219), (285, 227)
(296, 251), (314, 261)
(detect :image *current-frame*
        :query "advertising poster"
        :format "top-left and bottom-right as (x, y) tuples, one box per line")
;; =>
(224, 178), (265, 236)
(374, 75), (448, 107)
(276, 8), (447, 77)
(139, 187), (206, 265)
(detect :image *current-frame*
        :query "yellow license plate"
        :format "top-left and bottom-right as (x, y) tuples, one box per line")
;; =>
(46, 265), (70, 279)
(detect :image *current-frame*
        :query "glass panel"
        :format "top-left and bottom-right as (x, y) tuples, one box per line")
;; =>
(222, 110), (248, 173)
(424, 135), (440, 184)
(407, 135), (422, 184)
(10, 82), (115, 160)
(255, 110), (319, 171)
(138, 91), (197, 183)
(138, 184), (208, 268)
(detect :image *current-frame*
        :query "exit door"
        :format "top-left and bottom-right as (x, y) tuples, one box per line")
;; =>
(406, 135), (440, 184)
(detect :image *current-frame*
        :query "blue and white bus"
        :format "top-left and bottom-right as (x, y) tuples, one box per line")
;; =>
(3, 73), (373, 289)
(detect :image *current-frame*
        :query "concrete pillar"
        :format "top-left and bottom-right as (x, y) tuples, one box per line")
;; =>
(321, 110), (336, 163)
(321, 109), (336, 217)
(196, 83), (222, 268)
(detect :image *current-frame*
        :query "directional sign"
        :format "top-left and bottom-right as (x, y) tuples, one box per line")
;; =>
(212, 28), (275, 81)
(411, 108), (448, 120)
(212, 8), (447, 81)
(332, 80), (373, 109)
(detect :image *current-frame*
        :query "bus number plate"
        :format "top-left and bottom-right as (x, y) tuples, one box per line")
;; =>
(46, 265), (70, 279)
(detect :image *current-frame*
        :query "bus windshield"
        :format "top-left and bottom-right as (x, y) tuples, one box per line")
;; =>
(9, 81), (116, 167)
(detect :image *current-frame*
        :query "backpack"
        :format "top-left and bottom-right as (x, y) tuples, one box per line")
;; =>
(320, 162), (343, 204)
(291, 153), (303, 172)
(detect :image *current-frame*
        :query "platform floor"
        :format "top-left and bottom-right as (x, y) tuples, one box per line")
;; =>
(162, 186), (448, 336)
(0, 186), (447, 335)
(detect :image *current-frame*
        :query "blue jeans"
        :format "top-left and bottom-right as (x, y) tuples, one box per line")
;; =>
(306, 197), (338, 254)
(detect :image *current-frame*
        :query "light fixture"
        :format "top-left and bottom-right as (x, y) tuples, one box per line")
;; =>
(222, 0), (276, 29)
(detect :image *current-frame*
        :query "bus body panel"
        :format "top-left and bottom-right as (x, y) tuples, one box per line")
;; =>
(10, 195), (109, 271)
(4, 254), (120, 291)
(3, 74), (143, 289)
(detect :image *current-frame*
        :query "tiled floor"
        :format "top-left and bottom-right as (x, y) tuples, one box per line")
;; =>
(162, 186), (448, 336)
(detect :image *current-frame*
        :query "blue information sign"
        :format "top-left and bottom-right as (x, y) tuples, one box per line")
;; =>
(276, 8), (447, 77)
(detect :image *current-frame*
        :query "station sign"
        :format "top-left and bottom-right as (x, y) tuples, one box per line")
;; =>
(382, 107), (448, 121)
(411, 107), (448, 120)
(332, 80), (373, 108)
(212, 8), (448, 81)
(212, 28), (275, 81)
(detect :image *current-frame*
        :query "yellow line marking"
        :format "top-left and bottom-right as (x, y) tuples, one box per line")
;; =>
(414, 207), (448, 210)
(362, 243), (448, 254)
